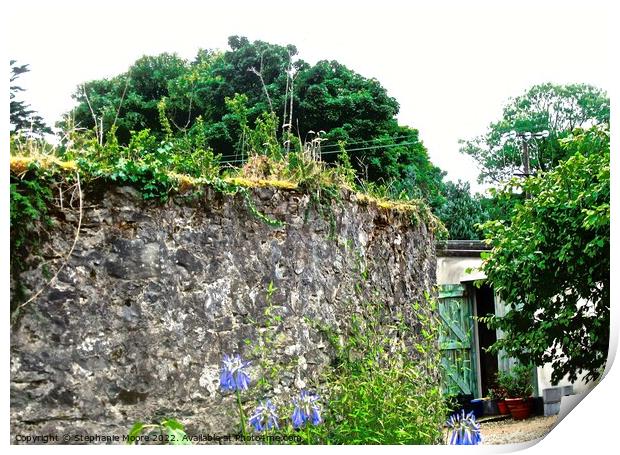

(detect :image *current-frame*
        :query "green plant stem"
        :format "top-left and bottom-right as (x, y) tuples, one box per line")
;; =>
(306, 423), (311, 445)
(236, 390), (247, 440)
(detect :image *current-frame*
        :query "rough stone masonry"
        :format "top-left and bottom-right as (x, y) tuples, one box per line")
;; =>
(10, 184), (438, 443)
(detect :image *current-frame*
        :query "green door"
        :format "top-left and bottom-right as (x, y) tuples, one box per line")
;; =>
(438, 284), (477, 396)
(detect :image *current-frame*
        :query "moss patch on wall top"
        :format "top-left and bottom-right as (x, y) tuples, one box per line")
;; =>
(10, 153), (445, 235)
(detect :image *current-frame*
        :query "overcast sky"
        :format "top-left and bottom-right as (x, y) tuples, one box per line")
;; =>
(7, 0), (611, 194)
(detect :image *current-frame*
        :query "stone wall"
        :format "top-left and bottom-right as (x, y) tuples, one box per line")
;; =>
(10, 184), (437, 443)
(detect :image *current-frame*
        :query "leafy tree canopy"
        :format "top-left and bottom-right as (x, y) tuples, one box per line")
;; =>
(435, 181), (488, 240)
(460, 83), (609, 184)
(480, 125), (610, 384)
(62, 36), (445, 208)
(10, 60), (51, 136)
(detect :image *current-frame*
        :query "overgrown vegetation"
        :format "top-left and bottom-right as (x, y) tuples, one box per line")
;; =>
(479, 125), (610, 384)
(316, 297), (448, 444)
(9, 83), (443, 279)
(9, 171), (54, 308)
(495, 364), (534, 399)
(9, 135), (86, 310)
(61, 36), (447, 208)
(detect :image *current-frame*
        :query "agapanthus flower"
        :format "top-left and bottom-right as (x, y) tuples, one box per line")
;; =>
(248, 400), (279, 432)
(291, 390), (322, 428)
(446, 410), (482, 445)
(220, 354), (251, 392)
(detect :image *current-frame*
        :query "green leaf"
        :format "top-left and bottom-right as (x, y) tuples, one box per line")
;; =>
(161, 418), (184, 431)
(126, 422), (145, 444)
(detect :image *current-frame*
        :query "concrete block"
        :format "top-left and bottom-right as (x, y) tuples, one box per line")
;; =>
(544, 402), (561, 416)
(562, 385), (574, 396)
(543, 387), (563, 403)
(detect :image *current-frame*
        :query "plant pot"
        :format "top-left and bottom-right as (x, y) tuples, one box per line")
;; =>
(453, 394), (475, 416)
(497, 399), (510, 415)
(505, 398), (531, 420)
(470, 399), (484, 418)
(530, 396), (544, 416)
(483, 399), (499, 416)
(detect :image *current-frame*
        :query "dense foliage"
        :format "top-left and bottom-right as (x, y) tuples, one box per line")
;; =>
(435, 181), (488, 239)
(62, 36), (446, 208)
(496, 364), (534, 398)
(479, 126), (610, 384)
(460, 83), (609, 184)
(317, 299), (448, 444)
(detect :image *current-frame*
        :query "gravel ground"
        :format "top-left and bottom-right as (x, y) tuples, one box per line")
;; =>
(480, 415), (558, 445)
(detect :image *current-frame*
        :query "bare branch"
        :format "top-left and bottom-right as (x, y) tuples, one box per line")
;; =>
(111, 76), (130, 132)
(82, 85), (102, 145)
(248, 52), (274, 114)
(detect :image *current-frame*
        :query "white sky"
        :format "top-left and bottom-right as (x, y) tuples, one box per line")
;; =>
(6, 0), (612, 194)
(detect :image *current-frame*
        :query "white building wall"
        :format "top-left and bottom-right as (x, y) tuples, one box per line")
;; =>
(536, 365), (592, 395)
(436, 256), (485, 285)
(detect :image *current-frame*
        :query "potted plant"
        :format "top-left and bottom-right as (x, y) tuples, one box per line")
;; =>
(489, 383), (509, 415)
(484, 389), (500, 416)
(497, 365), (534, 420)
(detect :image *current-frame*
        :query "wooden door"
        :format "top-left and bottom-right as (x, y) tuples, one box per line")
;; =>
(438, 284), (477, 396)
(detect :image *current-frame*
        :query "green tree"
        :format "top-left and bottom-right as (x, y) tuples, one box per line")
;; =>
(10, 60), (51, 136)
(365, 125), (446, 208)
(64, 37), (295, 149)
(67, 53), (188, 144)
(479, 126), (609, 384)
(460, 83), (609, 184)
(61, 36), (447, 208)
(182, 36), (301, 157)
(295, 59), (399, 142)
(478, 190), (520, 224)
(435, 181), (488, 239)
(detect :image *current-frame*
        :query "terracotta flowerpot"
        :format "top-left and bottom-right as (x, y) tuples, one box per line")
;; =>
(505, 398), (531, 420)
(497, 399), (510, 415)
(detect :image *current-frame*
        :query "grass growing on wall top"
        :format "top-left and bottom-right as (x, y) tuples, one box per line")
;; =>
(10, 136), (443, 233)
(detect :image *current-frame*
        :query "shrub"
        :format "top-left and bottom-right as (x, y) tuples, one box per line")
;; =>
(317, 300), (448, 444)
(496, 364), (534, 398)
